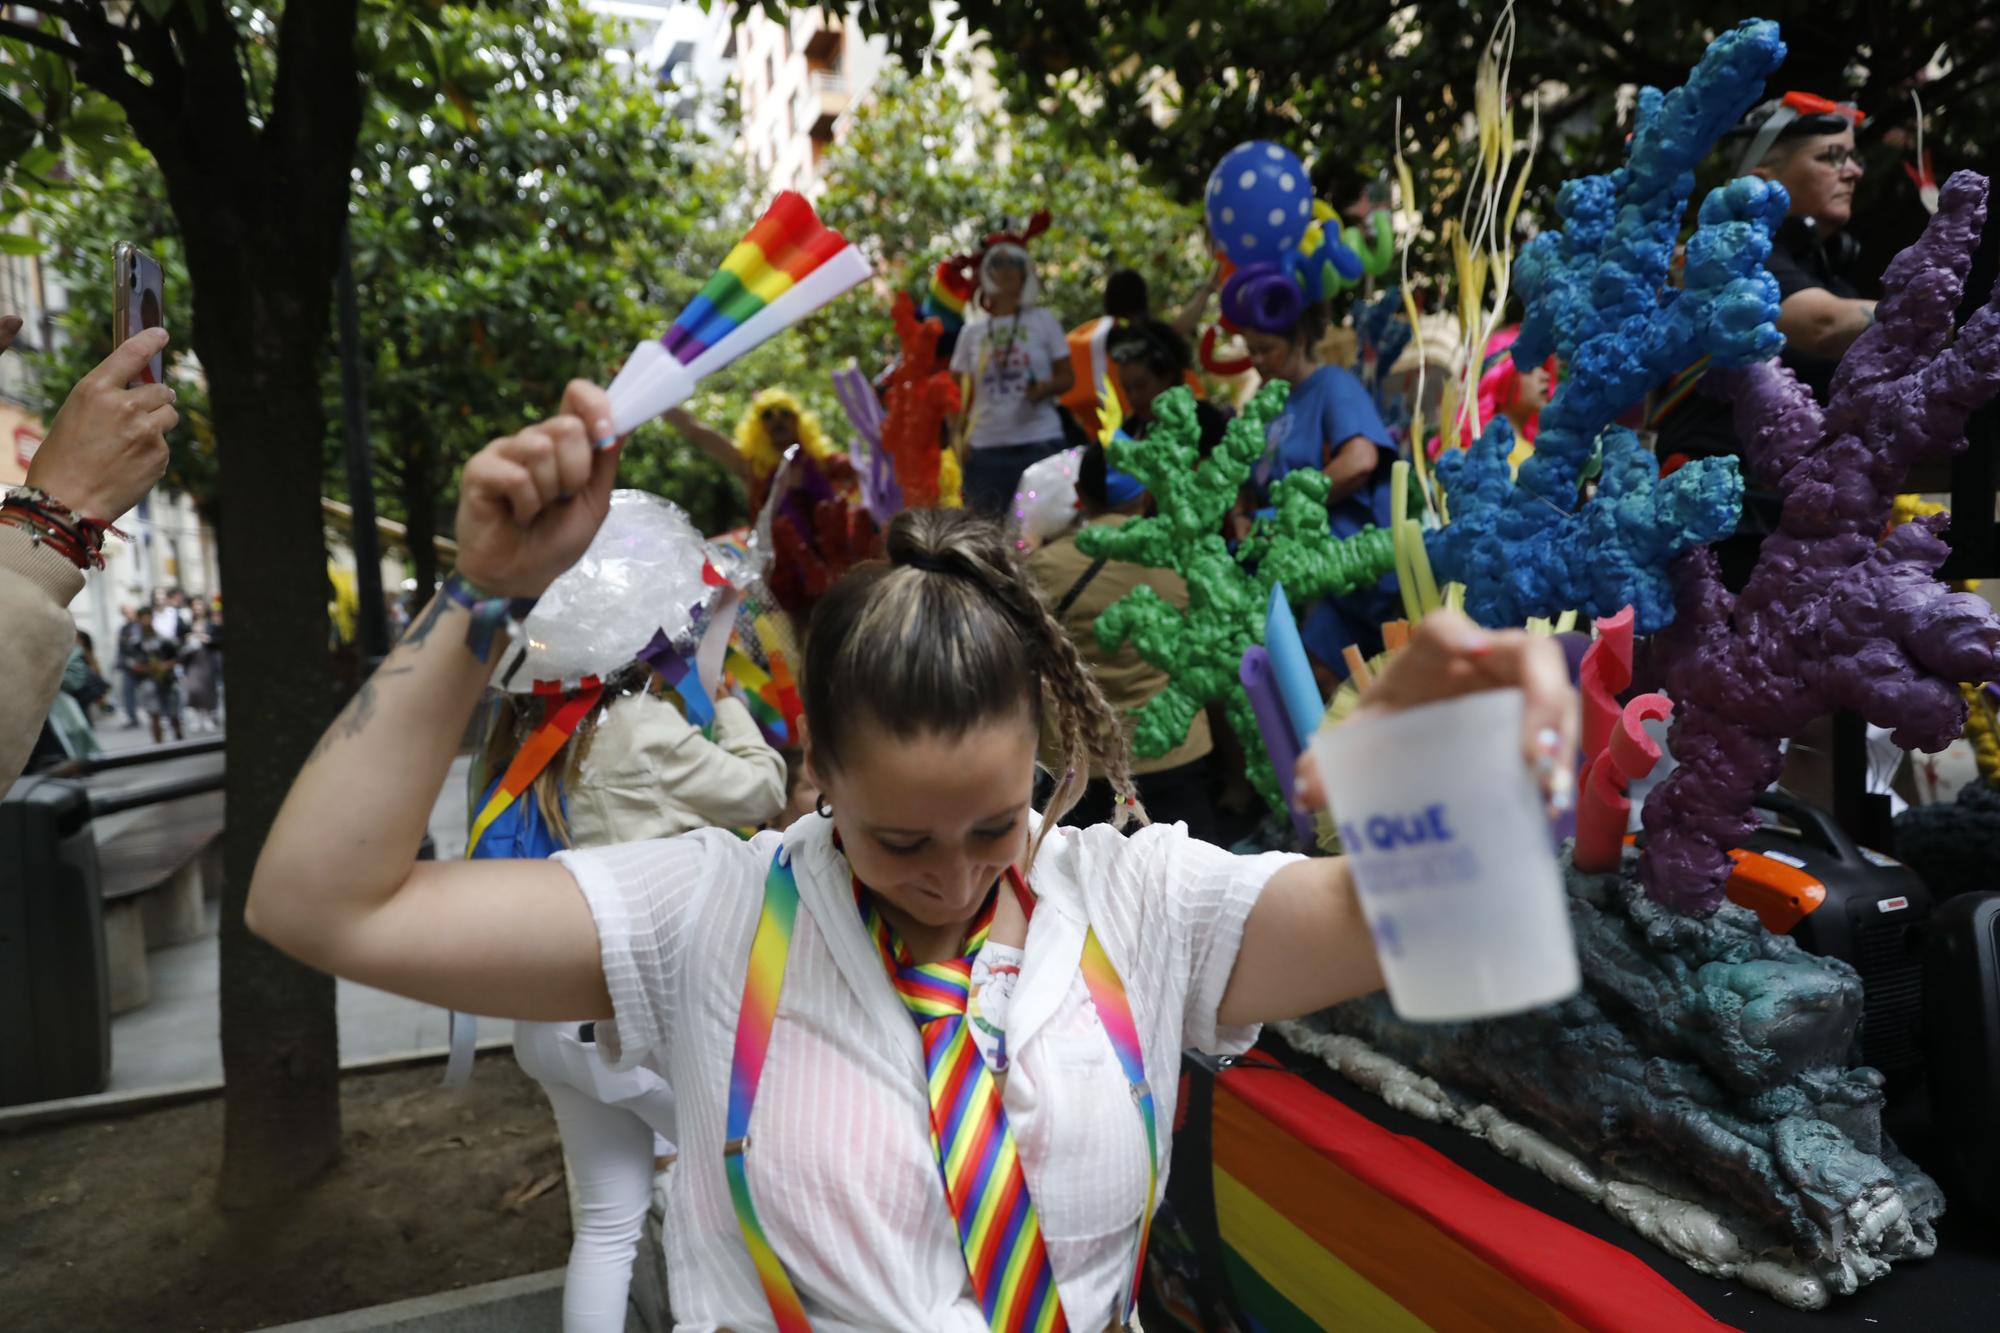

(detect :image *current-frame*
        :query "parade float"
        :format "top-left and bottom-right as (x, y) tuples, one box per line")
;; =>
(1097, 19), (2000, 1320)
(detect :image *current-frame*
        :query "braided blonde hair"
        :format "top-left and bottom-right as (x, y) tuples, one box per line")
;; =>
(803, 509), (1147, 867)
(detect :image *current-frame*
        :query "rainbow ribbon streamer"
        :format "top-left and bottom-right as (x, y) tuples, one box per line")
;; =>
(652, 653), (714, 729)
(726, 645), (804, 747)
(607, 192), (873, 435)
(464, 683), (604, 854)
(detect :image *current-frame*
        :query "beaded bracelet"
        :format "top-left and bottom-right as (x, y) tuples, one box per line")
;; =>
(438, 570), (539, 663)
(1, 487), (126, 571)
(0, 507), (93, 568)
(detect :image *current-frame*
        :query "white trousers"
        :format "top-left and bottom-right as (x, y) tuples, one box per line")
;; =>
(513, 1020), (677, 1333)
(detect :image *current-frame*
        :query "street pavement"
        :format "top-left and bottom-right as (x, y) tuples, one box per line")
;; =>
(74, 716), (481, 1096)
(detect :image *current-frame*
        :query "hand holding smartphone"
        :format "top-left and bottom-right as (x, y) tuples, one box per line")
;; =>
(113, 242), (165, 386)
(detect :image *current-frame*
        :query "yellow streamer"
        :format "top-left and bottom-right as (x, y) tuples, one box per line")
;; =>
(1390, 461), (1422, 624)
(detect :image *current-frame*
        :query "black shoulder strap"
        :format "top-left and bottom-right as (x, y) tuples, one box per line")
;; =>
(1055, 556), (1110, 619)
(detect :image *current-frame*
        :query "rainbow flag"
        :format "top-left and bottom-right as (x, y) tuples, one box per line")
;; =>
(1208, 1065), (1724, 1332)
(607, 192), (872, 435)
(664, 194), (853, 364)
(922, 257), (972, 331)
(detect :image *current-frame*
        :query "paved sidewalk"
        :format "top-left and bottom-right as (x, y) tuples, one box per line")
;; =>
(99, 754), (477, 1095)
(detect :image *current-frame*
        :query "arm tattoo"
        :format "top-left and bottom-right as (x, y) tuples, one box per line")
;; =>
(400, 575), (524, 663)
(305, 666), (413, 763)
(399, 593), (451, 652)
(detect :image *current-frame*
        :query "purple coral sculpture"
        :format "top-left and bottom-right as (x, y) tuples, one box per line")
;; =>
(1641, 172), (2000, 913)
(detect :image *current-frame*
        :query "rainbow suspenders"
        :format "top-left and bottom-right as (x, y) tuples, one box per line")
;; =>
(726, 850), (1158, 1332)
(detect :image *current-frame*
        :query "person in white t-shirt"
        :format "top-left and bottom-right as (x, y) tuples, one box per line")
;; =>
(951, 242), (1075, 516)
(247, 381), (1577, 1333)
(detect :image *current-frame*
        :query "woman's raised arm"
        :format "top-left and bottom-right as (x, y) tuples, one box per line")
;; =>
(246, 382), (622, 1021)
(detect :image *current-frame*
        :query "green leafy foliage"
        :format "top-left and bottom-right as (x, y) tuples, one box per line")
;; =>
(20, 3), (748, 568)
(343, 0), (748, 572)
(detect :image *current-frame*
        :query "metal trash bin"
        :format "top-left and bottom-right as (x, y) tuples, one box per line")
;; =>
(0, 776), (111, 1106)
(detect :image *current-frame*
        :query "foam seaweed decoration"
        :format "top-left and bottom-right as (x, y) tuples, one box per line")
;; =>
(1078, 383), (1292, 810)
(606, 193), (871, 434)
(832, 364), (885, 450)
(763, 448), (883, 618)
(1572, 606), (1674, 873)
(851, 435), (902, 526)
(1969, 683), (2000, 783)
(831, 366), (903, 524)
(1640, 171), (2000, 914)
(1433, 3), (1540, 464)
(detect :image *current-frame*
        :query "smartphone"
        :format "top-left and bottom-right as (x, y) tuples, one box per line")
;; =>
(113, 242), (165, 386)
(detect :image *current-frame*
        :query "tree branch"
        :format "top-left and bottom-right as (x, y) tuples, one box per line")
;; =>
(53, 1), (168, 126)
(0, 15), (84, 61)
(121, 10), (185, 106)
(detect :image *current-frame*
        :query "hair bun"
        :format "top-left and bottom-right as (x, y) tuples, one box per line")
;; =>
(885, 510), (1011, 580)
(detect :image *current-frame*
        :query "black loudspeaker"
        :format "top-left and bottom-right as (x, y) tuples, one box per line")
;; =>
(1726, 790), (1931, 1081)
(1922, 892), (2000, 1217)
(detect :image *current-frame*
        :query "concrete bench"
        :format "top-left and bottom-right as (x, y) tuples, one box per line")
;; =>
(95, 790), (224, 1015)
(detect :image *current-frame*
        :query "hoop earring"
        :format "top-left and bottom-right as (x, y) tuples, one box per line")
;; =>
(815, 794), (832, 819)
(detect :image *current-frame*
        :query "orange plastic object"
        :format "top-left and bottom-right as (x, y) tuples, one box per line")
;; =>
(1724, 848), (1827, 934)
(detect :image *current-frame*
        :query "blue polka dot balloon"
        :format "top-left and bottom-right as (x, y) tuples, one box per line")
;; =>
(1205, 141), (1315, 267)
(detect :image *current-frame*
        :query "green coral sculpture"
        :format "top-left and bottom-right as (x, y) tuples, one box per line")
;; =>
(1080, 383), (1291, 809)
(1237, 467), (1398, 605)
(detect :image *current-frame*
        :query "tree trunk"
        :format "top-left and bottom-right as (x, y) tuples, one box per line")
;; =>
(401, 430), (442, 598)
(114, 0), (366, 1211)
(205, 298), (346, 1210)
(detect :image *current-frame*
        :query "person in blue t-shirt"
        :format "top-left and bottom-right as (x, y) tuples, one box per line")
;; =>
(1241, 297), (1400, 683)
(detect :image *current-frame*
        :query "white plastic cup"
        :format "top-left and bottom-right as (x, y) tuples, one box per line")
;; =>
(1308, 688), (1580, 1022)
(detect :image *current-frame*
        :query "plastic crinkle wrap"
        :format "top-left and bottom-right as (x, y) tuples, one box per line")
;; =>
(1012, 446), (1083, 551)
(495, 489), (745, 693)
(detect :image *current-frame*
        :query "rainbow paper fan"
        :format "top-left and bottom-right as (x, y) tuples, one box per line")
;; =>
(607, 192), (873, 435)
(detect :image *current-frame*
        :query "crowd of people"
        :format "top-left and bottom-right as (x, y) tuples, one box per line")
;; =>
(0, 79), (1930, 1333)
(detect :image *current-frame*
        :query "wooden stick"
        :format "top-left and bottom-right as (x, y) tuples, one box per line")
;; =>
(1343, 645), (1374, 692)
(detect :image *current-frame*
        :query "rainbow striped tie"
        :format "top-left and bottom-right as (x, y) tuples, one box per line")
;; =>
(861, 887), (1070, 1333)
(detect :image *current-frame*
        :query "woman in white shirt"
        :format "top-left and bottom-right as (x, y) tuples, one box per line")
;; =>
(950, 243), (1076, 516)
(248, 381), (1575, 1332)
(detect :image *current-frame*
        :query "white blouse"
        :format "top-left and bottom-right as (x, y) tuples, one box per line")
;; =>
(559, 813), (1296, 1332)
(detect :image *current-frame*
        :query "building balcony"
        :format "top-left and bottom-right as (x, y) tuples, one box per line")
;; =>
(803, 24), (842, 64)
(808, 71), (850, 140)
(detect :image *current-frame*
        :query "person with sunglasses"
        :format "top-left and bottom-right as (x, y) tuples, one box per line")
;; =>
(950, 239), (1076, 516)
(1727, 93), (1876, 372)
(663, 388), (846, 519)
(1655, 91), (1878, 585)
